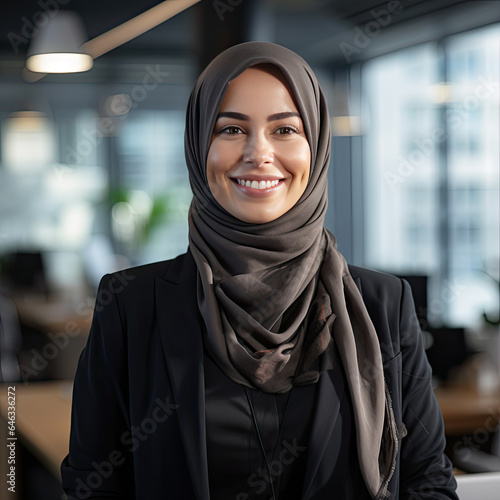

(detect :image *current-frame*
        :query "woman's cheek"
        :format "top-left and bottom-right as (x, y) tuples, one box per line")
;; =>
(206, 143), (230, 199)
(278, 140), (310, 179)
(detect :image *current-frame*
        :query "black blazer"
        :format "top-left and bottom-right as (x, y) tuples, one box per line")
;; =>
(61, 251), (458, 499)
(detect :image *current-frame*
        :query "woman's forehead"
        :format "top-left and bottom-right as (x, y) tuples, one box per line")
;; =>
(219, 66), (299, 113)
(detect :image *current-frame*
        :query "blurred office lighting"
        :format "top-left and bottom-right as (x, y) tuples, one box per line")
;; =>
(111, 190), (153, 246)
(57, 203), (95, 248)
(26, 11), (93, 74)
(45, 165), (107, 201)
(40, 167), (107, 249)
(430, 82), (456, 104)
(331, 69), (362, 136)
(332, 115), (362, 137)
(2, 111), (54, 174)
(104, 94), (133, 116)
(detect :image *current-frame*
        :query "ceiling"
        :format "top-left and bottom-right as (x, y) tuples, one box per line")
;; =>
(0, 0), (499, 76)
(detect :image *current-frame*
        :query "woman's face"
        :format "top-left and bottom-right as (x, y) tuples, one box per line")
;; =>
(206, 66), (311, 224)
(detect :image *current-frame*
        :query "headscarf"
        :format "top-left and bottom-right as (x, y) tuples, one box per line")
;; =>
(185, 41), (396, 498)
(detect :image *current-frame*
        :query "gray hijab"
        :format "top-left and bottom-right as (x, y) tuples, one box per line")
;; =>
(186, 41), (396, 498)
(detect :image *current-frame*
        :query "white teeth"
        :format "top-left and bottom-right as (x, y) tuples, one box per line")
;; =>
(236, 179), (281, 189)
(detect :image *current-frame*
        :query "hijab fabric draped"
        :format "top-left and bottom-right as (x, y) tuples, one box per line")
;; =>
(185, 42), (396, 498)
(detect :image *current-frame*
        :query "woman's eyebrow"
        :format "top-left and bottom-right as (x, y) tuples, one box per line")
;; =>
(216, 111), (301, 121)
(217, 111), (249, 120)
(267, 111), (300, 122)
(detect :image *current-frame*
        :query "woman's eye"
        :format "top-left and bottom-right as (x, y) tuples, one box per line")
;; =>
(219, 126), (243, 135)
(275, 126), (299, 135)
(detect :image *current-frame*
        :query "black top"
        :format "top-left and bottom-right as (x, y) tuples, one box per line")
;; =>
(204, 346), (371, 499)
(204, 352), (315, 499)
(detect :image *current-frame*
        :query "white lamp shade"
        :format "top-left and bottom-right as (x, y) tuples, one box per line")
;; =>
(26, 11), (93, 73)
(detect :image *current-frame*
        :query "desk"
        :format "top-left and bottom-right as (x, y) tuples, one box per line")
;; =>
(434, 384), (500, 436)
(13, 293), (93, 336)
(0, 381), (72, 480)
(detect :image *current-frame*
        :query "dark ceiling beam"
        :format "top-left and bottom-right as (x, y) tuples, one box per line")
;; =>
(194, 0), (258, 72)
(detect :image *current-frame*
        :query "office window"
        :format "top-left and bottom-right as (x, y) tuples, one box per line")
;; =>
(115, 110), (192, 264)
(363, 43), (440, 274)
(363, 25), (500, 327)
(446, 25), (500, 327)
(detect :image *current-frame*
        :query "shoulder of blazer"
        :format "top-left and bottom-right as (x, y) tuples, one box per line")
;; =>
(348, 264), (403, 302)
(96, 252), (193, 320)
(348, 264), (405, 361)
(105, 251), (192, 290)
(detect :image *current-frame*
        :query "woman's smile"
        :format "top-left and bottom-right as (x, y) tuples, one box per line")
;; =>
(206, 65), (311, 224)
(230, 176), (286, 198)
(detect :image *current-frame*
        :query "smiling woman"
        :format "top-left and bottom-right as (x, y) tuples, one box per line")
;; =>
(206, 65), (310, 223)
(61, 41), (458, 500)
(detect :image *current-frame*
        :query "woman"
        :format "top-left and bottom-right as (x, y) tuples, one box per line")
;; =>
(61, 42), (458, 499)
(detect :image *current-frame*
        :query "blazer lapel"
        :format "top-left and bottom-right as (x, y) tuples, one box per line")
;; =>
(301, 349), (345, 499)
(155, 253), (210, 500)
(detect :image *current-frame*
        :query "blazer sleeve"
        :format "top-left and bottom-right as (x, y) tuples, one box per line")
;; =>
(61, 273), (134, 499)
(398, 278), (458, 499)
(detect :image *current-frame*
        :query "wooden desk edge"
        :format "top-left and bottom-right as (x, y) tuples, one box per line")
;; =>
(0, 381), (72, 481)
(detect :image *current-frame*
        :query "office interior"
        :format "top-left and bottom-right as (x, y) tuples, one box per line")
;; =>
(0, 0), (499, 498)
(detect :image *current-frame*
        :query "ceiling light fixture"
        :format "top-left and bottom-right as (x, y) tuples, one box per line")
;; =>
(26, 11), (93, 74)
(25, 0), (200, 78)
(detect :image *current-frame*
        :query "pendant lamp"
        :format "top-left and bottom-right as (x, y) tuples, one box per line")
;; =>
(26, 11), (93, 74)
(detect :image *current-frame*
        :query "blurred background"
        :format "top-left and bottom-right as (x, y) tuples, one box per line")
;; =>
(0, 0), (499, 498)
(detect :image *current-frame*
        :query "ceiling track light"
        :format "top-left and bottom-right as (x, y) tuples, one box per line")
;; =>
(25, 0), (200, 79)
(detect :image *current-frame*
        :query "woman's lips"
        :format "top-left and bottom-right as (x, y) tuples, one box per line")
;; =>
(231, 177), (285, 197)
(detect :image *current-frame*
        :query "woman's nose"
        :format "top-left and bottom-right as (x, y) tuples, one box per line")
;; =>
(243, 133), (274, 166)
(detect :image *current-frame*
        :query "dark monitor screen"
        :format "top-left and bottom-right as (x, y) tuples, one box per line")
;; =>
(1, 251), (47, 292)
